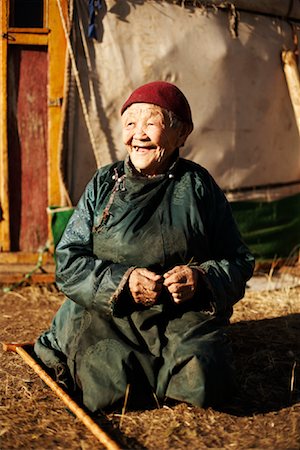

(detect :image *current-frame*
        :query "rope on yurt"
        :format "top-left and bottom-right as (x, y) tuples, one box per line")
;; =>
(56, 0), (103, 168)
(75, 0), (114, 166)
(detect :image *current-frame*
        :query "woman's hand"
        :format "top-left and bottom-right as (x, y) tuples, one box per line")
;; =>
(128, 268), (163, 306)
(163, 265), (198, 304)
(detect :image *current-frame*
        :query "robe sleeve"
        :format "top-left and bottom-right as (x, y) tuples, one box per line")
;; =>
(55, 171), (134, 317)
(196, 171), (255, 318)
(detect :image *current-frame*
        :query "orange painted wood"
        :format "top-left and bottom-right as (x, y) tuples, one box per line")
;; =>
(0, 261), (55, 284)
(0, 0), (10, 250)
(0, 272), (55, 284)
(0, 252), (54, 264)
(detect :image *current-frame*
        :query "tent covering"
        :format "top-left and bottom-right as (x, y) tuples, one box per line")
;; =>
(57, 0), (300, 261)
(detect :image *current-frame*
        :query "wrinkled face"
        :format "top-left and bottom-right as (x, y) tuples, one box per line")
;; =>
(122, 103), (185, 176)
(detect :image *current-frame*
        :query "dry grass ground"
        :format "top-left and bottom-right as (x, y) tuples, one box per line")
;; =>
(0, 277), (299, 449)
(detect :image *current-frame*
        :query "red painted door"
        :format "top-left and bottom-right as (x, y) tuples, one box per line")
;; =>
(8, 45), (48, 251)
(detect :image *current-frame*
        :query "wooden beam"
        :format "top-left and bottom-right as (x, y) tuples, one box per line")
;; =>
(0, 251), (55, 284)
(0, 251), (54, 264)
(0, 271), (55, 284)
(282, 50), (300, 136)
(47, 0), (68, 209)
(0, 0), (10, 251)
(7, 27), (50, 34)
(6, 31), (49, 46)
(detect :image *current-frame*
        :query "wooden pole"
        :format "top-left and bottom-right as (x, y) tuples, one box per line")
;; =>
(282, 50), (300, 136)
(3, 343), (121, 450)
(0, 0), (11, 251)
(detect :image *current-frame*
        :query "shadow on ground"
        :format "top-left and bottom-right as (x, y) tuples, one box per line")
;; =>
(223, 313), (300, 416)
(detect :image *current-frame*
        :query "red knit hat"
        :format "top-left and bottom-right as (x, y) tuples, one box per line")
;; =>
(121, 81), (193, 130)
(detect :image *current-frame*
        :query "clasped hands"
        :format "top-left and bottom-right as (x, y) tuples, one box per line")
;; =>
(128, 266), (199, 306)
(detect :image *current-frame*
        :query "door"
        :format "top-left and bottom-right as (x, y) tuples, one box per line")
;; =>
(0, 0), (67, 255)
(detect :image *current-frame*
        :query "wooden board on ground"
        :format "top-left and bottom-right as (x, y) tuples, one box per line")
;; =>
(0, 263), (55, 284)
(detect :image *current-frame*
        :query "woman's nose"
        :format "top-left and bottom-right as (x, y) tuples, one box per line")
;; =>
(133, 124), (147, 139)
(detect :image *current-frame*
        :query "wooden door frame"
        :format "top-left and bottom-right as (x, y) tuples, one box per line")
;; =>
(0, 0), (10, 251)
(0, 0), (67, 257)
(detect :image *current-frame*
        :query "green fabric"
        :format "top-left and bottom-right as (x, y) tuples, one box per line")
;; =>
(36, 158), (254, 411)
(48, 206), (74, 248)
(231, 193), (300, 260)
(49, 192), (300, 262)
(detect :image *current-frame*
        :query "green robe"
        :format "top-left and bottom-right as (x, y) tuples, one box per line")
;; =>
(35, 157), (254, 411)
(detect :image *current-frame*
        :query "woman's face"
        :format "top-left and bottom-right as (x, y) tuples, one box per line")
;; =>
(122, 103), (185, 176)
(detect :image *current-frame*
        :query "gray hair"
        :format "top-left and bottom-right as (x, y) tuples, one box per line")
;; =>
(164, 110), (183, 129)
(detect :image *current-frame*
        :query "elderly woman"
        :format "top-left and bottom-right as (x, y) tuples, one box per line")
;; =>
(35, 81), (254, 412)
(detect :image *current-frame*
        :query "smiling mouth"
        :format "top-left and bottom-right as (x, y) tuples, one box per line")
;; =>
(133, 146), (156, 151)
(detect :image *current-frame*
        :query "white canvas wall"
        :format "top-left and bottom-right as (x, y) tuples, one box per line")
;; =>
(63, 0), (300, 203)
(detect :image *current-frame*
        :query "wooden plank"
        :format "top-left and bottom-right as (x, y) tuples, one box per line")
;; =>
(8, 45), (49, 251)
(282, 50), (300, 136)
(0, 0), (10, 251)
(47, 0), (68, 208)
(8, 27), (49, 34)
(0, 252), (54, 264)
(0, 263), (55, 273)
(0, 253), (55, 283)
(7, 32), (48, 46)
(0, 272), (55, 284)
(0, 258), (55, 283)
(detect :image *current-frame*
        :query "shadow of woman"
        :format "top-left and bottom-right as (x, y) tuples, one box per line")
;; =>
(221, 313), (300, 416)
